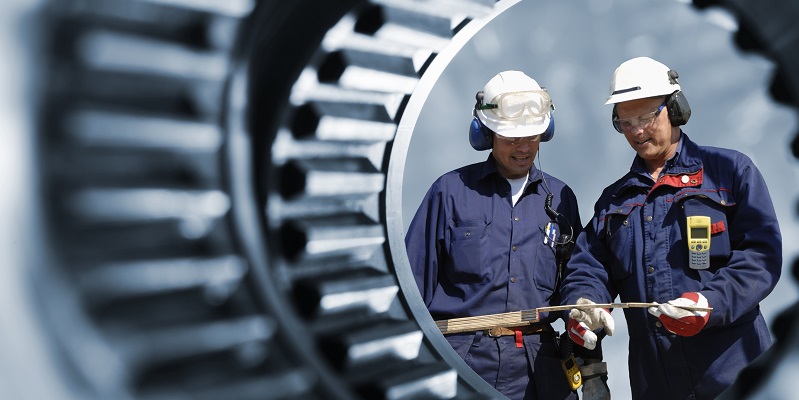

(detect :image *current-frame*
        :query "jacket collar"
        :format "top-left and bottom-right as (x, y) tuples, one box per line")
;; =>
(480, 153), (544, 185)
(613, 132), (704, 197)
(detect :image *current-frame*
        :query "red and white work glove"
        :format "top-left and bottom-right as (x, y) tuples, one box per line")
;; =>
(568, 298), (615, 350)
(648, 292), (710, 336)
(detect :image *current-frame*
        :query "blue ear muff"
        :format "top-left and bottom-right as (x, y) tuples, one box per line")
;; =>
(469, 117), (493, 151)
(540, 113), (554, 142)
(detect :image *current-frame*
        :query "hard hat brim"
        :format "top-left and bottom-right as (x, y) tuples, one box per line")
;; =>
(605, 88), (678, 105)
(476, 111), (551, 138)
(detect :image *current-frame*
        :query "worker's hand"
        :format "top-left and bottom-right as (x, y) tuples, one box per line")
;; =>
(579, 359), (610, 400)
(568, 298), (614, 350)
(648, 292), (709, 336)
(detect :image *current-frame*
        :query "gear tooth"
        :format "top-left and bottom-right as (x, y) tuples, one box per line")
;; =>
(132, 0), (256, 18)
(119, 316), (276, 368)
(371, 0), (494, 37)
(352, 3), (451, 50)
(280, 158), (384, 200)
(142, 368), (319, 400)
(293, 87), (408, 122)
(79, 255), (247, 305)
(319, 320), (424, 370)
(59, 0), (246, 50)
(355, 362), (459, 399)
(769, 65), (797, 106)
(280, 216), (386, 263)
(692, 0), (723, 9)
(317, 49), (426, 93)
(293, 274), (398, 318)
(74, 29), (231, 80)
(64, 188), (229, 223)
(291, 103), (399, 142)
(61, 69), (226, 117)
(733, 22), (763, 53)
(792, 129), (799, 159)
(63, 108), (223, 150)
(319, 48), (435, 80)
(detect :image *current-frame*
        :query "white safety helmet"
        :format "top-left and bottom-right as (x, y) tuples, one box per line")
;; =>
(605, 57), (681, 105)
(476, 70), (553, 138)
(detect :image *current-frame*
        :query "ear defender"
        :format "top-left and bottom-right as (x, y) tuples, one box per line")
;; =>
(469, 90), (555, 150)
(469, 117), (492, 151)
(469, 91), (493, 151)
(665, 90), (691, 126)
(665, 69), (691, 126)
(611, 106), (622, 133)
(540, 107), (555, 142)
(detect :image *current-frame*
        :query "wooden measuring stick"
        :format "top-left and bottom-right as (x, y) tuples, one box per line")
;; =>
(436, 302), (713, 334)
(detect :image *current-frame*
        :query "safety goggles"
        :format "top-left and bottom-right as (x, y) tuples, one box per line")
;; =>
(478, 90), (552, 120)
(613, 101), (667, 133)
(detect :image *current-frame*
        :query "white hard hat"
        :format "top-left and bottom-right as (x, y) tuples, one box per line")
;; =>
(605, 57), (681, 105)
(476, 70), (552, 138)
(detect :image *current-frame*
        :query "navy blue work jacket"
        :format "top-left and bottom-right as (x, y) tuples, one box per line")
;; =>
(561, 133), (782, 399)
(406, 154), (582, 323)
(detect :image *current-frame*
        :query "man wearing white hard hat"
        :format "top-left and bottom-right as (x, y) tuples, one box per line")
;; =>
(406, 71), (608, 400)
(560, 57), (782, 399)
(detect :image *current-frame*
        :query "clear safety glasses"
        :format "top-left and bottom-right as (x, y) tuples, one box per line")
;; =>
(613, 101), (667, 133)
(494, 132), (541, 146)
(478, 90), (552, 120)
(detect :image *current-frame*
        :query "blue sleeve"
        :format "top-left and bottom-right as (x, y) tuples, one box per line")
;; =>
(558, 183), (583, 245)
(559, 197), (617, 306)
(405, 181), (447, 307)
(555, 185), (606, 360)
(701, 154), (782, 327)
(553, 183), (583, 309)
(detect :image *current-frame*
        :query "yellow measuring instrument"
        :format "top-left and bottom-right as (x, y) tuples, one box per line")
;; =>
(687, 216), (712, 269)
(435, 302), (713, 334)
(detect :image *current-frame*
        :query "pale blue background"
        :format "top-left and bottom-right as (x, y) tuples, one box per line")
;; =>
(403, 1), (799, 398)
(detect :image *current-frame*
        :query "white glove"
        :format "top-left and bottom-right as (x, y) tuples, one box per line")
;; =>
(648, 292), (710, 336)
(579, 360), (610, 400)
(568, 298), (615, 350)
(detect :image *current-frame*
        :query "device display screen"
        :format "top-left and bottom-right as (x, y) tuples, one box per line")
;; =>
(691, 228), (707, 238)
(691, 227), (708, 238)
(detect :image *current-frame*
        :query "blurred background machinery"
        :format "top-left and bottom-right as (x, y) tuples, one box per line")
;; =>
(0, 0), (797, 399)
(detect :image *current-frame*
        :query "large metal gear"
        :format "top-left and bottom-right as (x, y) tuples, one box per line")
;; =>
(2, 0), (798, 399)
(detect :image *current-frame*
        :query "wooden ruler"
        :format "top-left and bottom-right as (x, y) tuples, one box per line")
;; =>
(436, 302), (713, 334)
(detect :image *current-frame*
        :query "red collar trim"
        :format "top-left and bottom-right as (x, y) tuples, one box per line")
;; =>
(651, 168), (703, 192)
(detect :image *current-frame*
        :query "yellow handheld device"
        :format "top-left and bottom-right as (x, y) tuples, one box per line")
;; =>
(687, 216), (711, 270)
(561, 356), (582, 390)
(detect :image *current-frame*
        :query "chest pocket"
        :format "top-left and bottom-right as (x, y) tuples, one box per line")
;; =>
(680, 191), (734, 269)
(448, 220), (491, 282)
(599, 204), (636, 279)
(534, 224), (559, 295)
